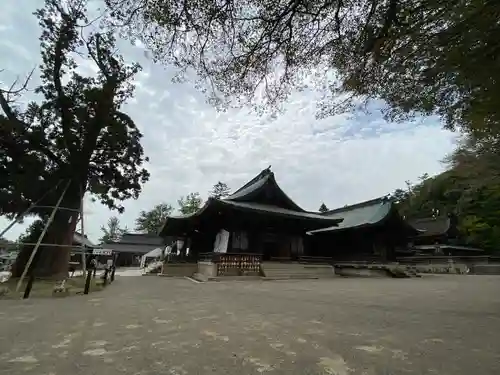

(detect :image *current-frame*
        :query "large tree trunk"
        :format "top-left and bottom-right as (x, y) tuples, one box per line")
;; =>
(11, 187), (81, 280)
(36, 209), (79, 279)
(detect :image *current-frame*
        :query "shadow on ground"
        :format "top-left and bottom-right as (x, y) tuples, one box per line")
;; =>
(1, 275), (499, 374)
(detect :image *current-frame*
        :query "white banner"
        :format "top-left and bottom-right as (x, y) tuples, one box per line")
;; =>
(213, 229), (229, 253)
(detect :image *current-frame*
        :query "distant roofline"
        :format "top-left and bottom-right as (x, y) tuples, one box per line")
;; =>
(323, 196), (390, 215)
(122, 232), (162, 237)
(103, 241), (164, 246)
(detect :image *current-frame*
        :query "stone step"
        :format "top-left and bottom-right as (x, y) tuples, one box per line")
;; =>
(264, 275), (321, 280)
(265, 271), (334, 276)
(261, 262), (335, 279)
(262, 266), (333, 271)
(262, 263), (331, 267)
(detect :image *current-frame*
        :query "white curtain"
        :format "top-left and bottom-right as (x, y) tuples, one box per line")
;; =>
(213, 229), (229, 253)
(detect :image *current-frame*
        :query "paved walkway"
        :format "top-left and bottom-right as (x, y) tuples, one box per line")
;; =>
(1, 275), (499, 374)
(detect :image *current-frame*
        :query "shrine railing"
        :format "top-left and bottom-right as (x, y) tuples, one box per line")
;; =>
(198, 252), (262, 276)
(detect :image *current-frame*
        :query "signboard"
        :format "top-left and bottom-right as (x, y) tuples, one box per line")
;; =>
(93, 249), (113, 256)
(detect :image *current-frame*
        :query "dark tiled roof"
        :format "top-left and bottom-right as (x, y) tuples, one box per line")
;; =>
(225, 167), (305, 212)
(408, 216), (450, 236)
(227, 167), (271, 199)
(218, 200), (343, 221)
(308, 197), (392, 234)
(101, 233), (164, 254)
(120, 233), (164, 245)
(159, 167), (325, 237)
(73, 232), (97, 248)
(159, 197), (343, 236)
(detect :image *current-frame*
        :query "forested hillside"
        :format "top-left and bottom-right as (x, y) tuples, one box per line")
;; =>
(392, 134), (500, 253)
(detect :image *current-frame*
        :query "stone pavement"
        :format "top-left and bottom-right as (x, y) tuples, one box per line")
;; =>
(0, 275), (499, 375)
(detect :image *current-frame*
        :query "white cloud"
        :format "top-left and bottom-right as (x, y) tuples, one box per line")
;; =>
(0, 0), (457, 243)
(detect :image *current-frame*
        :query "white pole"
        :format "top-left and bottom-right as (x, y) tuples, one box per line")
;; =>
(16, 180), (71, 292)
(79, 186), (86, 274)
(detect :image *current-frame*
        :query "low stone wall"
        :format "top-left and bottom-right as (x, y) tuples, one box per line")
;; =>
(197, 261), (217, 278)
(471, 264), (500, 275)
(160, 263), (197, 277)
(397, 256), (497, 274)
(414, 263), (469, 274)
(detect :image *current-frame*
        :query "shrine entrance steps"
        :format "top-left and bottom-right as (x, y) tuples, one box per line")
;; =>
(261, 262), (335, 280)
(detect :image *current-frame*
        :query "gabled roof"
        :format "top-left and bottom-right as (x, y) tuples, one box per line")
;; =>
(159, 197), (343, 236)
(308, 196), (395, 234)
(225, 166), (305, 212)
(408, 216), (451, 236)
(218, 200), (341, 221)
(120, 233), (164, 246)
(102, 233), (164, 254)
(73, 232), (97, 248)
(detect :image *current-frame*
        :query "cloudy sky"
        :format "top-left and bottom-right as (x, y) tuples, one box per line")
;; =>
(0, 0), (457, 243)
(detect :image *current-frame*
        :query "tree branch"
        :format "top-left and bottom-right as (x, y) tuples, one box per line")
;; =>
(0, 71), (63, 167)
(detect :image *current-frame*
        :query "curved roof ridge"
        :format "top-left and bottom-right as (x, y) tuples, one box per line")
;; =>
(224, 167), (305, 212)
(407, 215), (451, 236)
(227, 166), (272, 198)
(308, 197), (393, 234)
(409, 216), (450, 224)
(269, 172), (305, 212)
(217, 200), (339, 221)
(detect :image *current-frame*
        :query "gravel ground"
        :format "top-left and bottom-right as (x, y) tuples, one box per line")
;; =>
(0, 274), (499, 375)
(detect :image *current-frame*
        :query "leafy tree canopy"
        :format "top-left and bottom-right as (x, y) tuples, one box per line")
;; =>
(100, 216), (127, 243)
(1, 0), (149, 219)
(178, 192), (203, 215)
(0, 0), (149, 277)
(135, 203), (173, 234)
(106, 0), (500, 133)
(209, 181), (231, 199)
(319, 203), (329, 213)
(393, 133), (500, 253)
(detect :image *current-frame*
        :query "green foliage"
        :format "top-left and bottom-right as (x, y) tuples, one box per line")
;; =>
(135, 203), (173, 234)
(99, 216), (126, 243)
(106, 0), (500, 134)
(0, 1), (149, 276)
(178, 193), (203, 215)
(393, 134), (500, 253)
(318, 203), (329, 213)
(16, 220), (45, 245)
(0, 0), (149, 220)
(209, 182), (231, 199)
